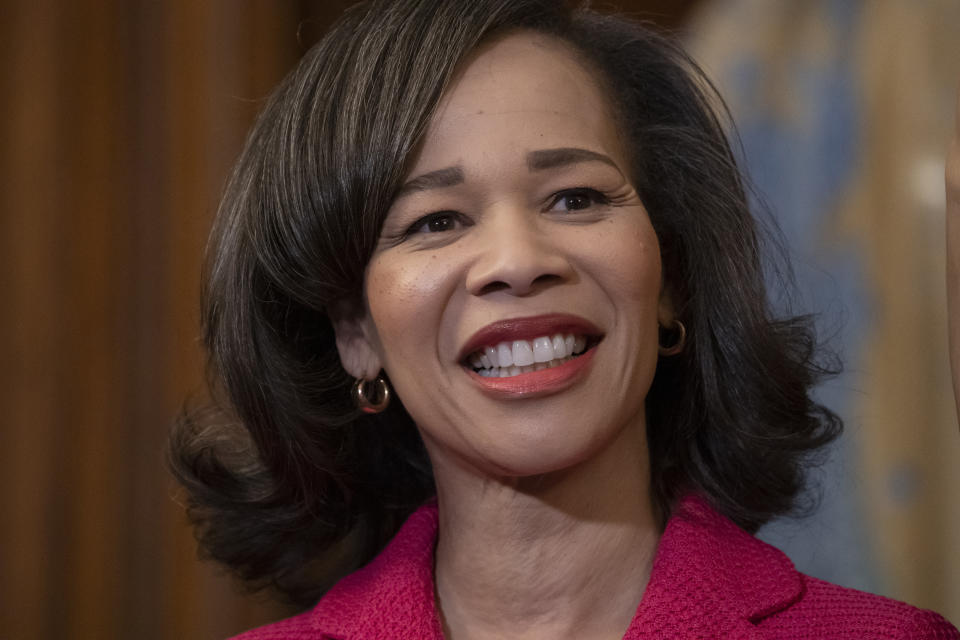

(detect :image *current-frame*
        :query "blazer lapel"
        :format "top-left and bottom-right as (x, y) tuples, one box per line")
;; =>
(623, 494), (804, 639)
(312, 502), (445, 640)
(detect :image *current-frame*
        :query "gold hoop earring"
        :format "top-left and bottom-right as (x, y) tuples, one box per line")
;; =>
(658, 320), (686, 356)
(353, 375), (391, 414)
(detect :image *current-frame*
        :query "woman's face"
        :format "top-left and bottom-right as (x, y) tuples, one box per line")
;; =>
(338, 32), (672, 478)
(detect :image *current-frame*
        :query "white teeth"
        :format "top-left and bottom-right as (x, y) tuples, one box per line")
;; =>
(552, 334), (567, 359)
(573, 335), (586, 354)
(497, 343), (513, 368)
(532, 336), (553, 363)
(468, 333), (595, 377)
(512, 340), (535, 367)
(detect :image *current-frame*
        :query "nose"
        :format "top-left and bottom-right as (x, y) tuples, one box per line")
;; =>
(464, 208), (574, 297)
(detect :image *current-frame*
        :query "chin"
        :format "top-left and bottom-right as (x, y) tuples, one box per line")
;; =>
(470, 426), (618, 480)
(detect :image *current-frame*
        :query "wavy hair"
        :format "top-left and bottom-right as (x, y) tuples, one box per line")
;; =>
(169, 0), (841, 608)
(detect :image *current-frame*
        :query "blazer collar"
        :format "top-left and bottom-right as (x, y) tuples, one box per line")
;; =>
(623, 494), (804, 638)
(311, 503), (445, 640)
(311, 494), (803, 639)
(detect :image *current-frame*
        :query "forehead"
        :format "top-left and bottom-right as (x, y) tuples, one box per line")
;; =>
(413, 31), (625, 169)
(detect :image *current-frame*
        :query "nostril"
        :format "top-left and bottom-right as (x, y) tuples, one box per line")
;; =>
(475, 273), (565, 297)
(476, 280), (512, 296)
(532, 273), (562, 287)
(465, 238), (574, 296)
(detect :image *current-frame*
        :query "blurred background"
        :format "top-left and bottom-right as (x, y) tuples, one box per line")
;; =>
(1, 1), (957, 638)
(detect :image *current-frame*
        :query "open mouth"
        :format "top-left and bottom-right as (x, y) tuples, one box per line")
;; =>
(462, 333), (601, 378)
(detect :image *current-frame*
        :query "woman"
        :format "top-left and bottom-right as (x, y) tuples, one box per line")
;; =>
(170, 0), (960, 637)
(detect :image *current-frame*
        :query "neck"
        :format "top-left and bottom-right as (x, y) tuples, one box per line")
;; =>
(430, 421), (659, 640)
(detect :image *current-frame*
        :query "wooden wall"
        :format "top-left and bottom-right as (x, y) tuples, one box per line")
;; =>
(0, 2), (697, 638)
(1, 1), (324, 637)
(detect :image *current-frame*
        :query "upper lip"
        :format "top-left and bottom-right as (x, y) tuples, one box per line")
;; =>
(457, 313), (603, 363)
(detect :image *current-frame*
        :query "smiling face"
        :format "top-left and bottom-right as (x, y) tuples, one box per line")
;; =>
(334, 32), (673, 479)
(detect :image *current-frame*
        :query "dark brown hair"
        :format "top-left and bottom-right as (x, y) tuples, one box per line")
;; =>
(169, 0), (841, 608)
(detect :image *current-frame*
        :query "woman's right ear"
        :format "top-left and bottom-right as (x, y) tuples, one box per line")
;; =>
(328, 299), (383, 380)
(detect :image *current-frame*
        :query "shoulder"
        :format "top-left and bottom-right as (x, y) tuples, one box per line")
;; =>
(757, 574), (959, 639)
(651, 494), (958, 639)
(227, 501), (443, 640)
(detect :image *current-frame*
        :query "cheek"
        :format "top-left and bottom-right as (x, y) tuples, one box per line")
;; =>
(364, 253), (455, 365)
(590, 215), (662, 304)
(584, 215), (663, 386)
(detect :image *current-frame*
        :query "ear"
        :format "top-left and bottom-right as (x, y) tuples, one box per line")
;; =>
(657, 282), (676, 328)
(328, 298), (383, 380)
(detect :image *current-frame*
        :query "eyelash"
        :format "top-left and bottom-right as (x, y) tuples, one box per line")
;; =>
(402, 188), (610, 238)
(548, 187), (610, 212)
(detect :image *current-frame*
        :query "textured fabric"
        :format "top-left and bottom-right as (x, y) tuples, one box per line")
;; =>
(232, 495), (959, 639)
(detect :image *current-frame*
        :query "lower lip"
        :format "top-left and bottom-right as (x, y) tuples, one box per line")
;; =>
(465, 346), (597, 397)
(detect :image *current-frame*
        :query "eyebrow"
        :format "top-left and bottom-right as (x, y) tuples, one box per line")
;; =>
(395, 147), (620, 197)
(397, 166), (465, 196)
(526, 147), (621, 173)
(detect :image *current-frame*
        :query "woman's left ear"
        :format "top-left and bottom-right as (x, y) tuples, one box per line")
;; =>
(657, 286), (676, 328)
(328, 299), (383, 380)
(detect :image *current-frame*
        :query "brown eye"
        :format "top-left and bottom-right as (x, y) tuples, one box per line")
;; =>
(408, 211), (464, 235)
(426, 214), (455, 232)
(563, 193), (591, 210)
(549, 188), (608, 212)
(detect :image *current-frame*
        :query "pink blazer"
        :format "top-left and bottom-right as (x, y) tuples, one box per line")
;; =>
(232, 494), (959, 639)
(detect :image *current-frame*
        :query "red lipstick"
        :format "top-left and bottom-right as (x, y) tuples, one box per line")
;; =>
(458, 313), (602, 398)
(467, 346), (597, 397)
